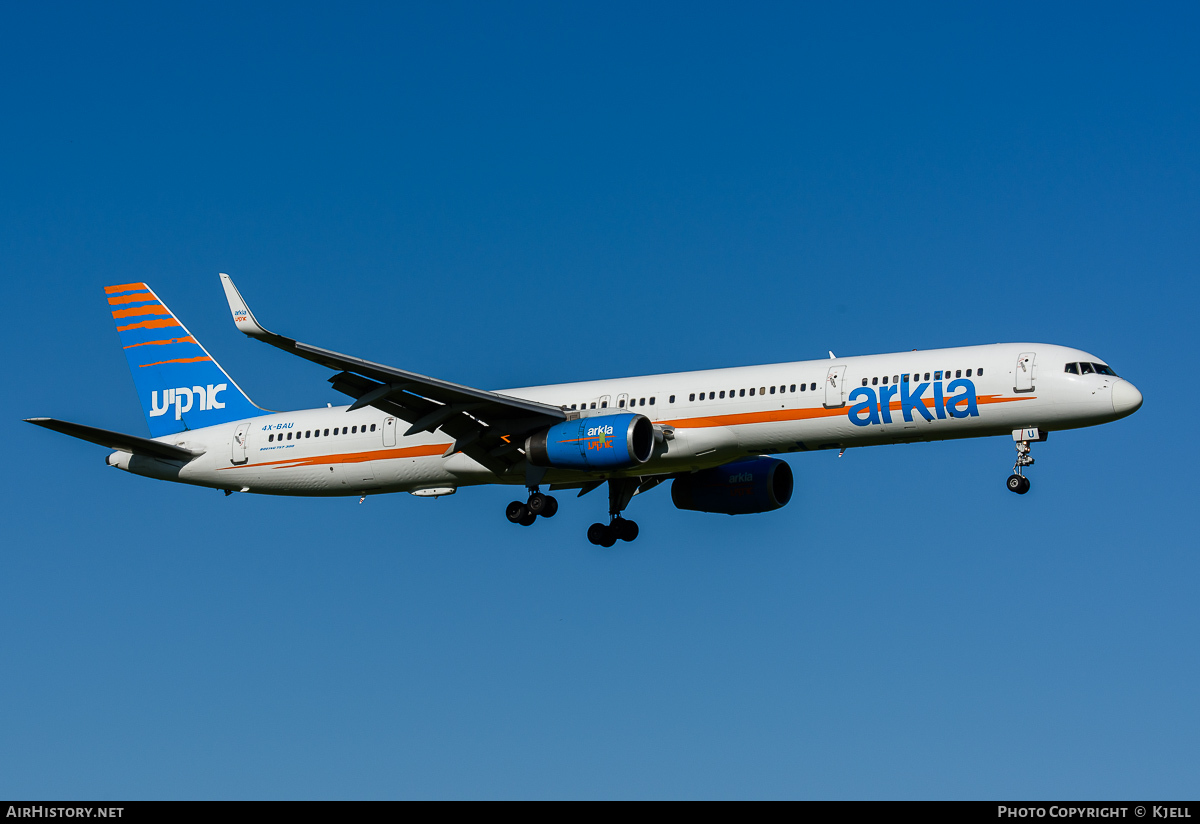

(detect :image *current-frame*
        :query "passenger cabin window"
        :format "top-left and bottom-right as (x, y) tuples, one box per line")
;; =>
(955, 370), (962, 378)
(740, 389), (746, 397)
(769, 386), (775, 394)
(619, 399), (625, 407)
(669, 395), (674, 403)
(790, 384), (796, 392)
(689, 393), (695, 401)
(977, 368), (984, 376)
(800, 384), (806, 391)
(966, 369), (972, 377)
(650, 397), (656, 405)
(268, 434), (274, 442)
(324, 429), (329, 436)
(749, 388), (755, 396)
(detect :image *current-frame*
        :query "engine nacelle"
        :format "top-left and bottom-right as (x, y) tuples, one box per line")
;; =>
(671, 457), (794, 515)
(526, 413), (655, 470)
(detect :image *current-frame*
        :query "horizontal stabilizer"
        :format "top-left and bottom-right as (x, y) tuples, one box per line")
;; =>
(25, 418), (202, 462)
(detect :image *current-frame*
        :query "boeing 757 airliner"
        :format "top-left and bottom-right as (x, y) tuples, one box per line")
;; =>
(27, 275), (1143, 545)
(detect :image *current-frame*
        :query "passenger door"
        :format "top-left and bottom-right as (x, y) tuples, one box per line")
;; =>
(617, 393), (629, 410)
(1015, 352), (1037, 392)
(824, 365), (848, 408)
(231, 423), (250, 465)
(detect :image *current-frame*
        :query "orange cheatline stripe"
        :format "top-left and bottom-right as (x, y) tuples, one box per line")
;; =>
(107, 292), (155, 305)
(105, 282), (148, 294)
(123, 336), (197, 349)
(217, 443), (452, 471)
(660, 394), (1036, 430)
(112, 304), (170, 319)
(659, 405), (842, 429)
(219, 394), (1041, 473)
(116, 318), (183, 332)
(138, 356), (213, 368)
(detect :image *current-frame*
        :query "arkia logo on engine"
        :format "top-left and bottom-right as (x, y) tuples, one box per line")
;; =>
(150, 384), (228, 420)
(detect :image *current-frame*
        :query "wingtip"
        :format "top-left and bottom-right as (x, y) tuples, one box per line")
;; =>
(219, 272), (270, 337)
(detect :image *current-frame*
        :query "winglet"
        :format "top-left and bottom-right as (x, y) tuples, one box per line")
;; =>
(219, 273), (271, 338)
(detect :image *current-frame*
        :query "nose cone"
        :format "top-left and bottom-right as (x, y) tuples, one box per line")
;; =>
(1111, 379), (1143, 418)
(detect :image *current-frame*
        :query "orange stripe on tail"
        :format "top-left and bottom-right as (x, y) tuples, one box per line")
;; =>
(104, 282), (148, 295)
(116, 318), (183, 332)
(122, 336), (198, 349)
(107, 292), (156, 305)
(138, 356), (213, 368)
(112, 305), (169, 319)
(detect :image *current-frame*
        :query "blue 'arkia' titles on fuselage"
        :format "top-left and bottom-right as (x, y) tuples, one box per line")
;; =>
(846, 378), (980, 427)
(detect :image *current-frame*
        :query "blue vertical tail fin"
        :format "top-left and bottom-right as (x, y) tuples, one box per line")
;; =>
(106, 281), (262, 437)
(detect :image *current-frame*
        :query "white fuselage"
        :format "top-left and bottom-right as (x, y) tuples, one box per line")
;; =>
(106, 342), (1140, 496)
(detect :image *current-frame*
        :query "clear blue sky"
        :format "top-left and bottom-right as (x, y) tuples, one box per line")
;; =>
(2, 2), (1197, 799)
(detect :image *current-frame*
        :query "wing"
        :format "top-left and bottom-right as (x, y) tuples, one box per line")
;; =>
(219, 273), (565, 474)
(25, 418), (201, 462)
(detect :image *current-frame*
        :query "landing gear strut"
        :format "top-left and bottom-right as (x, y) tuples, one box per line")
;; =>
(506, 490), (558, 526)
(587, 478), (640, 546)
(1006, 427), (1045, 495)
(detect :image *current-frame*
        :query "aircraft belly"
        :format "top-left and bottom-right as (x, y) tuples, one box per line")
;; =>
(370, 455), (456, 491)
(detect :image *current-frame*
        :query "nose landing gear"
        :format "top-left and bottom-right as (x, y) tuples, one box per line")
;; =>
(1006, 427), (1045, 495)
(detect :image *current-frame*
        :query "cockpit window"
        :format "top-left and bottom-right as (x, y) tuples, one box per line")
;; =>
(1092, 363), (1118, 376)
(1064, 363), (1079, 375)
(1078, 362), (1095, 375)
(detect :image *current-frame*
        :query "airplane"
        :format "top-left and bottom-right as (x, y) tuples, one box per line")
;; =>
(26, 275), (1143, 546)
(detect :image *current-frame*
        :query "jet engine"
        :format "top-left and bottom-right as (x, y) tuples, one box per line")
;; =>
(671, 456), (794, 515)
(526, 413), (655, 470)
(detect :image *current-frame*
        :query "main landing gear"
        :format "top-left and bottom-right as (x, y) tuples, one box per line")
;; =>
(1006, 427), (1045, 495)
(587, 478), (641, 546)
(506, 491), (558, 526)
